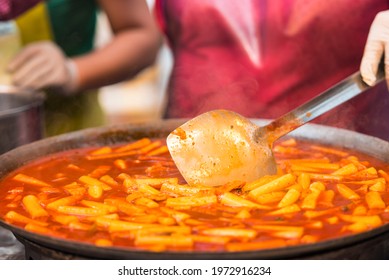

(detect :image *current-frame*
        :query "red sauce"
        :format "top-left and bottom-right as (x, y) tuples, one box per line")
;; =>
(0, 137), (388, 253)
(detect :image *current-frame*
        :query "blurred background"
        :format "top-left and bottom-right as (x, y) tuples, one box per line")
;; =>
(94, 1), (172, 125)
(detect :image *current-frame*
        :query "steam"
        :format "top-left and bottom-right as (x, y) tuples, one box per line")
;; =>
(213, 0), (262, 66)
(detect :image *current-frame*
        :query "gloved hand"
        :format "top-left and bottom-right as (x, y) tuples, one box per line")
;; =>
(360, 11), (389, 86)
(7, 41), (78, 95)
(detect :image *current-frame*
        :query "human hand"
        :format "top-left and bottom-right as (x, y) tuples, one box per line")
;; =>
(360, 11), (389, 86)
(7, 41), (78, 94)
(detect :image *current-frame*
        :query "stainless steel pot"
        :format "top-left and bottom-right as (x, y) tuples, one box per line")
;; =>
(0, 120), (388, 259)
(0, 85), (45, 155)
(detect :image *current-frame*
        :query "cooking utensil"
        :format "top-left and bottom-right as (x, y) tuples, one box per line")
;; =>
(0, 121), (389, 259)
(0, 85), (45, 154)
(166, 71), (385, 187)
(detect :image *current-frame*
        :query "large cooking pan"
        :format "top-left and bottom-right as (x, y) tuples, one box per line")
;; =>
(0, 120), (389, 259)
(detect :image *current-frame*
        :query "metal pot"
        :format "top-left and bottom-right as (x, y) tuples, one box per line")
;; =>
(0, 85), (45, 155)
(0, 120), (388, 259)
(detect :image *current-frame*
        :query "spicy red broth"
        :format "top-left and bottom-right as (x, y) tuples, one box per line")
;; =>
(0, 137), (389, 252)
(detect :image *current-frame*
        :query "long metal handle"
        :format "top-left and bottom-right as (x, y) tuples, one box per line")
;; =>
(262, 70), (385, 143)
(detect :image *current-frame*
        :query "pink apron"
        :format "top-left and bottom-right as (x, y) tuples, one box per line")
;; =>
(155, 0), (389, 140)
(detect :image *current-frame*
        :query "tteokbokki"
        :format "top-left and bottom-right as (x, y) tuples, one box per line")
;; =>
(0, 137), (389, 252)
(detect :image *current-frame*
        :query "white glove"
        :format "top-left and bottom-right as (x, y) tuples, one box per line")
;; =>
(360, 11), (389, 86)
(7, 41), (78, 94)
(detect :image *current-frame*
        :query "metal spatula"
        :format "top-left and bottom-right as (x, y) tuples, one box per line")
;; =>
(167, 70), (385, 187)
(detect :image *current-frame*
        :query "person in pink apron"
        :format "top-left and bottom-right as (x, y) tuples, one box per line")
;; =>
(155, 0), (389, 140)
(3, 0), (389, 140)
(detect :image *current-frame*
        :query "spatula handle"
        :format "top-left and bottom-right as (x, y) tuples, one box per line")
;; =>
(263, 69), (385, 143)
